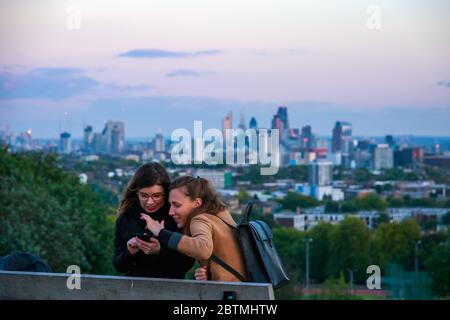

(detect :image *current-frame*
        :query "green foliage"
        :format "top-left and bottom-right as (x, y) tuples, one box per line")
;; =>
(272, 227), (304, 300)
(279, 191), (319, 211)
(325, 217), (371, 283)
(273, 227), (305, 275)
(442, 212), (450, 225)
(324, 201), (339, 213)
(353, 168), (372, 183)
(320, 273), (354, 300)
(272, 216), (448, 298)
(341, 201), (359, 213)
(379, 169), (419, 182)
(386, 196), (447, 209)
(325, 194), (388, 214)
(424, 238), (450, 297)
(275, 165), (308, 181)
(424, 166), (448, 184)
(308, 222), (334, 282)
(354, 193), (387, 212)
(0, 148), (116, 274)
(237, 187), (251, 202)
(373, 219), (421, 270)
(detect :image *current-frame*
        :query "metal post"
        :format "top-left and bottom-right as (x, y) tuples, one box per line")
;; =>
(306, 240), (310, 290)
(305, 238), (313, 291)
(347, 269), (354, 294)
(415, 240), (421, 274)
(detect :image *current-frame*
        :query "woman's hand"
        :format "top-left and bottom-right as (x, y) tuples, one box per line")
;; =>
(140, 213), (165, 236)
(127, 237), (141, 255)
(194, 265), (208, 281)
(135, 237), (161, 255)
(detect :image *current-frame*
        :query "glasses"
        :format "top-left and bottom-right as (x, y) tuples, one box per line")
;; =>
(137, 192), (165, 202)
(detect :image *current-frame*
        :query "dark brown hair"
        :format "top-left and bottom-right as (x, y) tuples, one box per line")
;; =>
(118, 162), (170, 215)
(169, 176), (226, 218)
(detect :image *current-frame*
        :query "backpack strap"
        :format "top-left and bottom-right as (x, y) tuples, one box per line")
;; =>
(210, 255), (246, 282)
(212, 214), (237, 230)
(206, 214), (246, 282)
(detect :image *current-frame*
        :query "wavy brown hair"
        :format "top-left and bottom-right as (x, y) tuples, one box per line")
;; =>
(169, 175), (226, 219)
(118, 162), (170, 215)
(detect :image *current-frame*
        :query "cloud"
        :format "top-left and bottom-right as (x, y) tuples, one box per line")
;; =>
(32, 67), (84, 77)
(117, 49), (221, 59)
(166, 69), (215, 77)
(0, 67), (98, 101)
(102, 82), (152, 92)
(0, 67), (154, 101)
(436, 80), (450, 88)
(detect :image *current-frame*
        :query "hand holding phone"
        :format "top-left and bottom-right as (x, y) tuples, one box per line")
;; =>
(136, 232), (154, 242)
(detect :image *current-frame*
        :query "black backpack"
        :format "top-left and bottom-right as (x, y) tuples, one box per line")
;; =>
(211, 201), (290, 289)
(0, 252), (53, 273)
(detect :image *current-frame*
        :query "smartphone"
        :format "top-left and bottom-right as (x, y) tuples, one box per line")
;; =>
(136, 232), (154, 242)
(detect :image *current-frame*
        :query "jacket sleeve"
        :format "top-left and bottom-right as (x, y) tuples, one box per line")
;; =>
(158, 215), (214, 261)
(157, 244), (195, 278)
(113, 216), (135, 273)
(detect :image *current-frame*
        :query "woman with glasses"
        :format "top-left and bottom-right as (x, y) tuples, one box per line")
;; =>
(113, 163), (194, 278)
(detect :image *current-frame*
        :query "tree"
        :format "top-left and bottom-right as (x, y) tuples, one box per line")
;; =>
(272, 227), (306, 300)
(324, 201), (339, 213)
(442, 212), (450, 225)
(372, 219), (421, 270)
(353, 168), (372, 183)
(237, 187), (251, 202)
(308, 222), (335, 283)
(0, 148), (116, 275)
(280, 192), (319, 211)
(325, 217), (371, 284)
(425, 239), (450, 297)
(341, 201), (358, 213)
(387, 196), (405, 208)
(355, 193), (387, 212)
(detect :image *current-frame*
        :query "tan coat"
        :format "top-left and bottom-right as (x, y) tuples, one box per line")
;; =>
(176, 209), (247, 282)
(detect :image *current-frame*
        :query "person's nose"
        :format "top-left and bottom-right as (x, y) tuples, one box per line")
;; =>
(169, 206), (175, 216)
(145, 197), (156, 205)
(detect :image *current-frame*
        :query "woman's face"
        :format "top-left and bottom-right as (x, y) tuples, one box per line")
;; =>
(168, 188), (201, 229)
(137, 185), (165, 214)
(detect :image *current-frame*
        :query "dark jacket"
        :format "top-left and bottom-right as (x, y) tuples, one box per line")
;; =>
(113, 202), (194, 278)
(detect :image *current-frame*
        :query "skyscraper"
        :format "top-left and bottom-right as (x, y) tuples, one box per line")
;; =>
(153, 133), (165, 152)
(92, 132), (102, 153)
(60, 132), (71, 154)
(102, 121), (125, 154)
(301, 125), (314, 149)
(332, 121), (352, 153)
(238, 113), (246, 130)
(249, 117), (258, 130)
(385, 135), (396, 148)
(84, 125), (93, 150)
(308, 160), (333, 186)
(271, 106), (289, 130)
(332, 121), (353, 168)
(373, 144), (394, 170)
(222, 112), (232, 137)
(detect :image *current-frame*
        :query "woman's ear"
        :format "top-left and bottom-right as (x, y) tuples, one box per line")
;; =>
(193, 198), (203, 208)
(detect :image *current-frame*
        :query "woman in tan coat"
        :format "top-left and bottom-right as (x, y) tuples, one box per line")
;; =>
(140, 176), (247, 282)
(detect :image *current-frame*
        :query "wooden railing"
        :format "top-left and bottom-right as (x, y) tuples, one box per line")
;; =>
(0, 270), (274, 300)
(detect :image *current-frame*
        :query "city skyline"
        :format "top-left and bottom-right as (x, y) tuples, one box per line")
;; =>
(0, 0), (449, 138)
